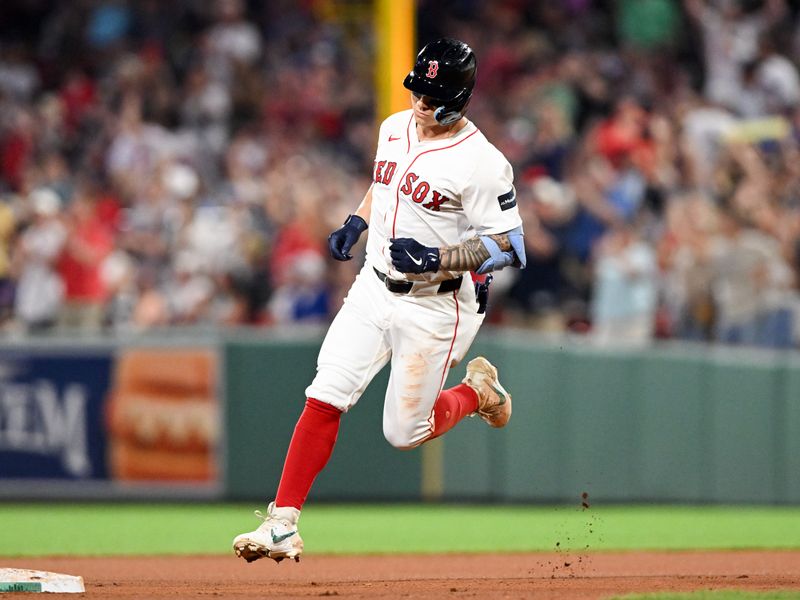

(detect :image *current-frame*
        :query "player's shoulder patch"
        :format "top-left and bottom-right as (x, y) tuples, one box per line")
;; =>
(497, 187), (516, 211)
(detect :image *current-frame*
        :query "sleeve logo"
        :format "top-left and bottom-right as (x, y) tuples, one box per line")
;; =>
(497, 188), (516, 211)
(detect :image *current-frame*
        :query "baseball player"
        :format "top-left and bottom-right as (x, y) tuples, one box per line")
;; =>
(233, 38), (526, 563)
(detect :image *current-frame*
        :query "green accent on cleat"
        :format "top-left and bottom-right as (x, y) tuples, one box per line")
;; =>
(270, 528), (297, 544)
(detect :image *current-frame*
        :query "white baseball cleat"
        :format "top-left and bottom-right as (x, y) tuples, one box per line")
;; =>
(462, 356), (512, 428)
(232, 502), (303, 563)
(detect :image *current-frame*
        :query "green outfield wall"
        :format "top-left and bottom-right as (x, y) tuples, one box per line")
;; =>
(224, 332), (421, 501)
(224, 330), (800, 504)
(6, 330), (794, 502)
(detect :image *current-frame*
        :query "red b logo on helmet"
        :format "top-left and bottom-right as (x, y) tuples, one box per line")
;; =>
(425, 60), (439, 79)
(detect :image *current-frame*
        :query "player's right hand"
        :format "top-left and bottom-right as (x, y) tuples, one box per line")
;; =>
(328, 214), (368, 261)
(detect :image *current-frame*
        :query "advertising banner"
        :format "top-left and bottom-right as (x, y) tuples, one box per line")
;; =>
(0, 349), (112, 481)
(0, 343), (221, 498)
(105, 348), (219, 485)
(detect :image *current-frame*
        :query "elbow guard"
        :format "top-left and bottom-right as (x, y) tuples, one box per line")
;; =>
(476, 226), (526, 275)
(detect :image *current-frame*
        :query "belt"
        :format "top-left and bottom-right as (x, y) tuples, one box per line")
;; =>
(373, 267), (462, 295)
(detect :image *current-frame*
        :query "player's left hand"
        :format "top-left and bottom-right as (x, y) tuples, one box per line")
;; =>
(328, 214), (368, 261)
(389, 238), (440, 274)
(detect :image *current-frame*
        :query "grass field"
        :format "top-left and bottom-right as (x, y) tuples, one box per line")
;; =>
(1, 503), (799, 557)
(613, 593), (800, 600)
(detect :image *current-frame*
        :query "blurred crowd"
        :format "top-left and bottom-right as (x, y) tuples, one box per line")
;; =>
(2, 0), (800, 349)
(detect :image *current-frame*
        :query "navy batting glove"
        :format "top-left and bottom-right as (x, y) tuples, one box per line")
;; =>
(389, 238), (440, 274)
(328, 214), (368, 261)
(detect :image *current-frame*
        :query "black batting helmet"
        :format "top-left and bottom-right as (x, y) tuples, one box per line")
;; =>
(403, 38), (477, 125)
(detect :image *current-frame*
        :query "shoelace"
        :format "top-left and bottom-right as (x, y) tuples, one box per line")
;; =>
(254, 509), (291, 529)
(253, 509), (280, 532)
(253, 509), (268, 521)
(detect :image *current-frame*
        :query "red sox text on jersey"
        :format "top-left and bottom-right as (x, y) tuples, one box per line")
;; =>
(373, 161), (450, 212)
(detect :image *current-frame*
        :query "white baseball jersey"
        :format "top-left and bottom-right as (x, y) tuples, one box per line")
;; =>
(367, 109), (522, 283)
(306, 109), (522, 448)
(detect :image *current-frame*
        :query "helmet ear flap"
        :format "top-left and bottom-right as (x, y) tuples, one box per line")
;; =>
(433, 89), (472, 125)
(434, 106), (461, 125)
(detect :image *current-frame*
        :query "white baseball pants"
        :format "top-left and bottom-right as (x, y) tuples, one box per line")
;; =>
(306, 264), (484, 448)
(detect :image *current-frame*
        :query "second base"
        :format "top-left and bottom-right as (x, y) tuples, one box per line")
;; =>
(0, 569), (85, 593)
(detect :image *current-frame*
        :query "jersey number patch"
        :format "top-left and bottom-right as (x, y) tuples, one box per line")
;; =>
(400, 172), (450, 211)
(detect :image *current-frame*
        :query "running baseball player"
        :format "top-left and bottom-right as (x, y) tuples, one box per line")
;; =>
(233, 38), (526, 563)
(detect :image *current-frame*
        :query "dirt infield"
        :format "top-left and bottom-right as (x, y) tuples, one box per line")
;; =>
(3, 551), (799, 598)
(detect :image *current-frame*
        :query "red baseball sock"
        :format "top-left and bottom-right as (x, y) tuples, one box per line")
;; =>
(430, 383), (479, 439)
(275, 398), (341, 510)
